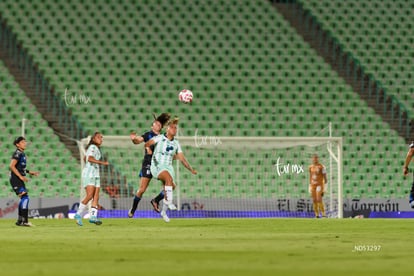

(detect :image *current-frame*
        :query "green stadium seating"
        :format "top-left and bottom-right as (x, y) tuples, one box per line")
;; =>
(0, 0), (409, 200)
(299, 0), (414, 123)
(0, 60), (80, 198)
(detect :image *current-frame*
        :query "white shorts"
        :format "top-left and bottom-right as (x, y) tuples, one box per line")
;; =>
(150, 164), (175, 183)
(82, 176), (101, 188)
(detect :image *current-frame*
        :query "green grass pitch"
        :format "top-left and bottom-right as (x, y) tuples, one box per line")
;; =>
(0, 218), (413, 275)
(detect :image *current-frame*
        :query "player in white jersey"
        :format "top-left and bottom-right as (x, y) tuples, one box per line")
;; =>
(74, 132), (109, 226)
(145, 118), (197, 222)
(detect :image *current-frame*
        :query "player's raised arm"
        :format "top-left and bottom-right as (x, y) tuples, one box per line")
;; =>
(130, 132), (144, 144)
(144, 137), (156, 149)
(175, 152), (197, 175)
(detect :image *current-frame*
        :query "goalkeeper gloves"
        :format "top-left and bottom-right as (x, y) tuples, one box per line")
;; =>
(323, 183), (328, 193)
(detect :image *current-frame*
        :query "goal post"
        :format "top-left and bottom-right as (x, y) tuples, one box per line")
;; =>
(176, 136), (343, 218)
(78, 135), (343, 218)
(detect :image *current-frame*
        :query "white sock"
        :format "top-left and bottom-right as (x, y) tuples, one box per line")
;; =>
(161, 201), (168, 213)
(77, 203), (87, 217)
(90, 207), (98, 218)
(164, 186), (173, 205)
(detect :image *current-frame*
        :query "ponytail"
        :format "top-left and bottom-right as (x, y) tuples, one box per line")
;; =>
(86, 132), (100, 150)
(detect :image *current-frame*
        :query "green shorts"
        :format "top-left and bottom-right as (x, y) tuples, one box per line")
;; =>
(82, 176), (101, 188)
(150, 164), (175, 183)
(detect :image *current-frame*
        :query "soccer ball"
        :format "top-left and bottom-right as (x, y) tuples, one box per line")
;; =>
(178, 89), (193, 104)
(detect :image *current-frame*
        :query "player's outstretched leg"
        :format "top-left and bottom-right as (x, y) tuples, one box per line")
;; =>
(129, 195), (141, 218)
(151, 190), (164, 213)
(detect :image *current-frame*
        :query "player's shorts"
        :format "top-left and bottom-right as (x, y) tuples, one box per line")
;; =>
(309, 184), (323, 194)
(150, 163), (175, 182)
(10, 178), (27, 195)
(139, 163), (153, 178)
(82, 176), (101, 188)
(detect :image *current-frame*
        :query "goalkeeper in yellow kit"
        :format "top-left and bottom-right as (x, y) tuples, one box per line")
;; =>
(309, 154), (328, 218)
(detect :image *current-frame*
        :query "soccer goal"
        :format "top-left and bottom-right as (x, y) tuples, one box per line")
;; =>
(78, 135), (343, 218)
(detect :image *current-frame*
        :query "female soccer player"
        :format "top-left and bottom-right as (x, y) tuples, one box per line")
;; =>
(145, 118), (197, 222)
(9, 136), (39, 226)
(128, 113), (171, 218)
(74, 132), (109, 226)
(309, 154), (328, 218)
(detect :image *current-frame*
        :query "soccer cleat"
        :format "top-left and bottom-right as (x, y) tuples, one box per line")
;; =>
(16, 221), (34, 227)
(128, 209), (134, 218)
(160, 210), (170, 223)
(150, 199), (160, 213)
(167, 203), (177, 210)
(89, 216), (102, 225)
(74, 214), (83, 226)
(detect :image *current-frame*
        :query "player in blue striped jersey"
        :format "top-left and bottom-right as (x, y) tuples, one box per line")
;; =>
(145, 118), (197, 222)
(9, 136), (39, 226)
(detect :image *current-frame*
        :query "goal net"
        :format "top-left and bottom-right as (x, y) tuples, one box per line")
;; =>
(78, 135), (343, 218)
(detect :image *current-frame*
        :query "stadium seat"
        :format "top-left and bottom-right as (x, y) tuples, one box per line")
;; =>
(0, 0), (408, 201)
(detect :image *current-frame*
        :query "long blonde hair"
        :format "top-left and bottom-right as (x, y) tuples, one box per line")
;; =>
(167, 117), (179, 126)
